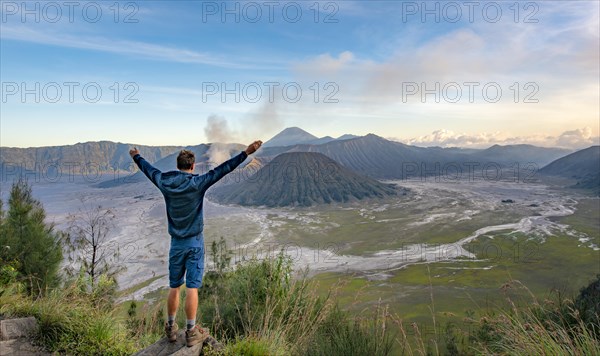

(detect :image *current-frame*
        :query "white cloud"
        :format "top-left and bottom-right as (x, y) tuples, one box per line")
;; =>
(293, 51), (355, 75)
(0, 24), (279, 69)
(1, 25), (217, 65)
(402, 128), (599, 150)
(287, 2), (599, 140)
(556, 128), (598, 149)
(295, 17), (598, 102)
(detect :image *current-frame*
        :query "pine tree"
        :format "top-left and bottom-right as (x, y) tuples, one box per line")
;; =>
(0, 179), (63, 295)
(0, 199), (5, 248)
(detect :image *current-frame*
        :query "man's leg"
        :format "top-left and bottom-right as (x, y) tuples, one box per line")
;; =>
(184, 245), (204, 330)
(165, 286), (181, 342)
(167, 287), (180, 322)
(185, 288), (198, 329)
(183, 246), (208, 346)
(168, 246), (186, 326)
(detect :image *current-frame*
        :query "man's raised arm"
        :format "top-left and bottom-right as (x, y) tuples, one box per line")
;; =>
(202, 140), (262, 188)
(130, 147), (162, 187)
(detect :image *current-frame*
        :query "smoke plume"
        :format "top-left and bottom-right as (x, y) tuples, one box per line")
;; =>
(203, 102), (283, 165)
(204, 115), (239, 165)
(247, 101), (282, 137)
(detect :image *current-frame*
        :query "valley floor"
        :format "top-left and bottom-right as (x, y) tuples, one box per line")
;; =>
(2, 175), (598, 327)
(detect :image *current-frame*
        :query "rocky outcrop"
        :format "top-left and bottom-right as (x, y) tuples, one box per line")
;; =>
(133, 331), (223, 356)
(0, 317), (51, 355)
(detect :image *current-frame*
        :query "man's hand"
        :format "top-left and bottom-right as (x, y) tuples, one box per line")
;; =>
(129, 147), (140, 158)
(245, 140), (262, 155)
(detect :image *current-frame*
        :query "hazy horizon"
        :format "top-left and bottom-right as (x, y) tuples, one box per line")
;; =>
(0, 125), (597, 151)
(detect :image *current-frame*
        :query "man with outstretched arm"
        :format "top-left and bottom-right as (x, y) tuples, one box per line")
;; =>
(129, 140), (262, 347)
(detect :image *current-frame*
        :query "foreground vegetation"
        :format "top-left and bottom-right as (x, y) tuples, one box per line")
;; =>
(2, 250), (599, 355)
(1, 251), (396, 355)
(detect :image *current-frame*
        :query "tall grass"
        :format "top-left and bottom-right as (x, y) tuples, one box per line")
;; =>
(125, 298), (165, 347)
(0, 275), (138, 355)
(199, 251), (395, 355)
(473, 279), (600, 355)
(302, 301), (395, 356)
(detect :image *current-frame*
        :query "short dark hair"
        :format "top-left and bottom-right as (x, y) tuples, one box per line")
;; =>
(177, 150), (195, 170)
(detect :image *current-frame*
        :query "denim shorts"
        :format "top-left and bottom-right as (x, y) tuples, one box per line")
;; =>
(168, 245), (205, 288)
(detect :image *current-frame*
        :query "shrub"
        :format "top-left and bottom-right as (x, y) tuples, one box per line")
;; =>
(219, 337), (286, 356)
(126, 299), (164, 346)
(302, 305), (394, 356)
(574, 274), (600, 336)
(198, 252), (300, 340)
(0, 259), (19, 288)
(197, 246), (395, 355)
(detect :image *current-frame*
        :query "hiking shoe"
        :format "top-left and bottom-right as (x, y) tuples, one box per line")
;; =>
(164, 322), (179, 342)
(185, 325), (209, 347)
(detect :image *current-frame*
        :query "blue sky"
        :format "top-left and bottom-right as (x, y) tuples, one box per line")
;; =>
(1, 0), (598, 148)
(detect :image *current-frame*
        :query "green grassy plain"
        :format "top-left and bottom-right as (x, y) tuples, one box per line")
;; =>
(311, 197), (599, 334)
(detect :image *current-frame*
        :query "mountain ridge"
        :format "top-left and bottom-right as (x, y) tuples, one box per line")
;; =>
(539, 145), (600, 195)
(0, 128), (577, 180)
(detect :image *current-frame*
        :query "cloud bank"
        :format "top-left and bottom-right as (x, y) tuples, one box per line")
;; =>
(401, 127), (599, 150)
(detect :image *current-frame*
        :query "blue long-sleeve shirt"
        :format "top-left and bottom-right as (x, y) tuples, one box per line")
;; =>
(133, 151), (248, 247)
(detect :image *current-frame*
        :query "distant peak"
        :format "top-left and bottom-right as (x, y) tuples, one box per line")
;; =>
(281, 126), (308, 133)
(263, 127), (318, 148)
(271, 127), (316, 137)
(363, 133), (385, 140)
(337, 134), (359, 141)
